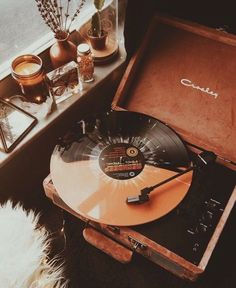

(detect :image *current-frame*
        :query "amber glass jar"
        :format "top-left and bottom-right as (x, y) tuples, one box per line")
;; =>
(11, 54), (48, 103)
(77, 43), (94, 83)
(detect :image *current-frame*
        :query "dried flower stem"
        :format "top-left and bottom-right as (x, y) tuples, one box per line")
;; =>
(64, 0), (70, 31)
(68, 0), (86, 32)
(49, 0), (61, 29)
(59, 0), (63, 30)
(35, 0), (86, 38)
(53, 0), (62, 30)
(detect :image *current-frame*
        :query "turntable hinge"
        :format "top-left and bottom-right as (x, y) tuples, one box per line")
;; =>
(128, 236), (147, 251)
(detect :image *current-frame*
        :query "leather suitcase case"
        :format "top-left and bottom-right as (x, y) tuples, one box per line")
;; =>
(43, 14), (236, 281)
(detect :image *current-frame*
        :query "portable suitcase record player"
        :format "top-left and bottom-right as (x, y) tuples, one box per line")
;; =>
(43, 14), (236, 281)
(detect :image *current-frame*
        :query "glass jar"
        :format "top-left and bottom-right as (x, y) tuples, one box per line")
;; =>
(77, 43), (94, 83)
(77, 0), (120, 63)
(11, 54), (48, 103)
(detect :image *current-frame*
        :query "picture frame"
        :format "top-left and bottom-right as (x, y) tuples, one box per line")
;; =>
(0, 98), (38, 153)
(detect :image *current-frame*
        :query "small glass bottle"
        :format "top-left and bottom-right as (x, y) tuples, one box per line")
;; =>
(11, 54), (48, 104)
(77, 43), (94, 83)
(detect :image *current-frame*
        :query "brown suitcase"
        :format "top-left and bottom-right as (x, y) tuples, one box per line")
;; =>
(43, 14), (236, 281)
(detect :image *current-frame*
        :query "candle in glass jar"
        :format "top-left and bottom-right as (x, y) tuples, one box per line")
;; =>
(14, 62), (41, 76)
(11, 55), (48, 103)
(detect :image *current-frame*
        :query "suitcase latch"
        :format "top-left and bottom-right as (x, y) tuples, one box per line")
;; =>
(128, 236), (147, 251)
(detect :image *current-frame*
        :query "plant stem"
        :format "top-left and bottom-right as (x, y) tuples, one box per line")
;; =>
(59, 0), (63, 31)
(64, 0), (71, 31)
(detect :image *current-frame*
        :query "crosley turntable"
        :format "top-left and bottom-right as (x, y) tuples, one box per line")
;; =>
(44, 14), (236, 281)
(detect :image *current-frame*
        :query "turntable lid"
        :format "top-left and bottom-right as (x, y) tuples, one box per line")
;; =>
(113, 14), (236, 164)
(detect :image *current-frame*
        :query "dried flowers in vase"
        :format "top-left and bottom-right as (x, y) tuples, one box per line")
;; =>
(35, 0), (86, 68)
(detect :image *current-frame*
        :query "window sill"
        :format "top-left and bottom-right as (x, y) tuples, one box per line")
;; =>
(0, 9), (94, 80)
(0, 37), (127, 169)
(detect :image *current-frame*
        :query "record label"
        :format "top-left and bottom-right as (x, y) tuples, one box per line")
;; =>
(99, 143), (145, 180)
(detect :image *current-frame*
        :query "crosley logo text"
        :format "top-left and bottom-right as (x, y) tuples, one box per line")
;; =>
(180, 78), (218, 99)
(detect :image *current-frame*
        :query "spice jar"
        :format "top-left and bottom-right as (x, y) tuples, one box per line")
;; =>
(77, 43), (94, 83)
(11, 54), (48, 103)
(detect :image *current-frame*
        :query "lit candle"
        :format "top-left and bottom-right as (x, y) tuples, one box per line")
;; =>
(14, 61), (41, 76)
(11, 55), (48, 103)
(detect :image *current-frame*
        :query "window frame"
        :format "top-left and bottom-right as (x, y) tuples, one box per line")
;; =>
(0, 32), (54, 80)
(0, 3), (93, 80)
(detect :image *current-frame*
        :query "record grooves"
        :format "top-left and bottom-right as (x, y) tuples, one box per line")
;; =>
(50, 110), (193, 226)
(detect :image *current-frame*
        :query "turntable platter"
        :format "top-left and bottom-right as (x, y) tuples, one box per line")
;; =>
(50, 111), (192, 226)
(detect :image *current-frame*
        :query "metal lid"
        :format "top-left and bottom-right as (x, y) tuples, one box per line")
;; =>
(77, 43), (91, 55)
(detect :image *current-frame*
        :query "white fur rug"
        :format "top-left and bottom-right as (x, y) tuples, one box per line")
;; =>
(0, 201), (67, 288)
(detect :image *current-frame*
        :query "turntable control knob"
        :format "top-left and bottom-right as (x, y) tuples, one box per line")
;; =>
(187, 222), (208, 236)
(205, 210), (214, 223)
(193, 243), (200, 252)
(199, 223), (208, 233)
(200, 210), (214, 226)
(204, 198), (221, 211)
(206, 210), (213, 219)
(187, 228), (195, 235)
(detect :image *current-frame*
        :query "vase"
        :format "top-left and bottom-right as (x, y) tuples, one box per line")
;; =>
(50, 31), (77, 69)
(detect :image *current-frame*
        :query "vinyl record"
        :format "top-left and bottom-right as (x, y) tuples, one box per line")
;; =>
(50, 110), (193, 226)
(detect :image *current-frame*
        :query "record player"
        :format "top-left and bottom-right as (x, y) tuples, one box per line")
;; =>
(43, 14), (236, 281)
